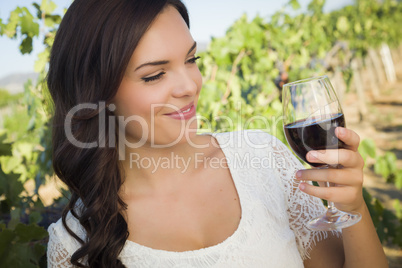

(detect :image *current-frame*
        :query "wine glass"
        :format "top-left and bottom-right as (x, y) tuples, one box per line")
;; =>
(282, 75), (361, 231)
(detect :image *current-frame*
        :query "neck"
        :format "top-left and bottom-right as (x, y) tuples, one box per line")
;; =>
(119, 134), (216, 193)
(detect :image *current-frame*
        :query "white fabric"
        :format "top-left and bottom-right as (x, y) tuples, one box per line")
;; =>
(47, 130), (340, 267)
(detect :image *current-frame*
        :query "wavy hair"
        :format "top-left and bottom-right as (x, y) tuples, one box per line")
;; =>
(47, 0), (189, 267)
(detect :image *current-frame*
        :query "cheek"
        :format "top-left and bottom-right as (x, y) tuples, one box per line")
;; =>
(113, 92), (164, 142)
(114, 83), (162, 119)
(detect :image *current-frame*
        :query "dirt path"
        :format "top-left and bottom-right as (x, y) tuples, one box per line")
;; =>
(342, 60), (402, 267)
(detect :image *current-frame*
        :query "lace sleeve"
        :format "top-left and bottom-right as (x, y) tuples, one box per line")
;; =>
(47, 208), (88, 268)
(270, 135), (341, 260)
(47, 223), (73, 268)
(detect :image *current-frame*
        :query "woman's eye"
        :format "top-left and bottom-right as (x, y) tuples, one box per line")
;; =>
(187, 56), (201, 64)
(142, 72), (166, 83)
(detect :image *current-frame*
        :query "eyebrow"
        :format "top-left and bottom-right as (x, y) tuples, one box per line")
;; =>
(134, 41), (197, 72)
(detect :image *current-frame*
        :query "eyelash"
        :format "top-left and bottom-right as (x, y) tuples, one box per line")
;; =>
(142, 72), (166, 83)
(187, 56), (201, 64)
(141, 56), (201, 83)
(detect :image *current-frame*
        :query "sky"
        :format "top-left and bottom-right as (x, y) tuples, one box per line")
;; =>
(0, 0), (353, 79)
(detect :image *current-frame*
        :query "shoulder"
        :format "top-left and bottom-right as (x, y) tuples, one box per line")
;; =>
(48, 210), (83, 234)
(211, 130), (285, 155)
(209, 130), (290, 176)
(47, 210), (88, 267)
(211, 130), (304, 184)
(212, 129), (277, 147)
(48, 209), (87, 255)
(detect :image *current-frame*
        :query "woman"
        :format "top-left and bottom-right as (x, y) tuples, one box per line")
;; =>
(46, 0), (388, 267)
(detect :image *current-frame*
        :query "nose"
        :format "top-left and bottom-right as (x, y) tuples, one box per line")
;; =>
(171, 68), (199, 98)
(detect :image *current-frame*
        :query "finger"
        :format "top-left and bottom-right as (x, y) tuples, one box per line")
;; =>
(335, 127), (360, 152)
(298, 182), (361, 205)
(306, 149), (364, 168)
(296, 168), (363, 186)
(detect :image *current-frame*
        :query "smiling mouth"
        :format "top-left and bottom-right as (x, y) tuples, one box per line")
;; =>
(164, 102), (196, 120)
(181, 106), (192, 113)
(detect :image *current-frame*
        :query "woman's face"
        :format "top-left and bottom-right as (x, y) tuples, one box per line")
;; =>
(112, 5), (202, 148)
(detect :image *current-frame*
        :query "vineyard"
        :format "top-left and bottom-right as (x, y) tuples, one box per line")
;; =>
(347, 60), (402, 266)
(0, 0), (401, 266)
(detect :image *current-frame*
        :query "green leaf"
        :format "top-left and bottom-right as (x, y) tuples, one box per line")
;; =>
(15, 142), (34, 161)
(354, 23), (362, 34)
(15, 223), (48, 243)
(270, 99), (282, 114)
(4, 9), (19, 37)
(358, 138), (376, 160)
(336, 16), (350, 33)
(395, 170), (402, 189)
(41, 0), (57, 14)
(32, 3), (42, 19)
(0, 134), (12, 156)
(29, 211), (43, 224)
(34, 50), (50, 73)
(3, 243), (40, 268)
(289, 0), (301, 10)
(0, 156), (21, 174)
(374, 157), (389, 179)
(365, 19), (373, 30)
(384, 152), (397, 174)
(0, 18), (4, 35)
(374, 199), (384, 214)
(8, 208), (21, 229)
(376, 220), (385, 242)
(32, 243), (47, 264)
(0, 227), (16, 257)
(394, 199), (402, 219)
(20, 36), (33, 54)
(0, 170), (24, 210)
(44, 16), (55, 27)
(19, 8), (39, 37)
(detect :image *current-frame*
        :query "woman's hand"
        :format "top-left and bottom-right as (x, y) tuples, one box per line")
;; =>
(297, 126), (388, 268)
(295, 126), (365, 212)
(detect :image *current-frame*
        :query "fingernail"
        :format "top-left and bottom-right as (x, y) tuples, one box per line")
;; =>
(309, 151), (318, 159)
(296, 170), (302, 178)
(338, 127), (346, 137)
(299, 183), (306, 191)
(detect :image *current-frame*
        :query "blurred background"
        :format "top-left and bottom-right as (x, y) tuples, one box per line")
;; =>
(0, 0), (401, 267)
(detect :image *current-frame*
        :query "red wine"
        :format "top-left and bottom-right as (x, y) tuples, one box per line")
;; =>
(284, 113), (346, 167)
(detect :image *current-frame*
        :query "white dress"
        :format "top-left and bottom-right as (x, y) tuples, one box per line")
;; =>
(47, 130), (339, 267)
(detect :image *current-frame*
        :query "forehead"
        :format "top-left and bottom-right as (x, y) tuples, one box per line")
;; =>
(130, 5), (193, 64)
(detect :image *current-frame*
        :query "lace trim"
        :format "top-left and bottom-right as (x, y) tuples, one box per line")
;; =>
(47, 223), (73, 267)
(47, 130), (341, 267)
(267, 131), (342, 260)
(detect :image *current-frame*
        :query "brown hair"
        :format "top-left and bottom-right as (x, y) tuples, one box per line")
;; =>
(47, 0), (189, 267)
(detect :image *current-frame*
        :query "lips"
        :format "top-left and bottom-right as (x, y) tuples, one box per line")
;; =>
(164, 102), (196, 120)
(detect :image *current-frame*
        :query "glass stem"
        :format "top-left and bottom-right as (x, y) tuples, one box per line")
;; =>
(325, 181), (337, 213)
